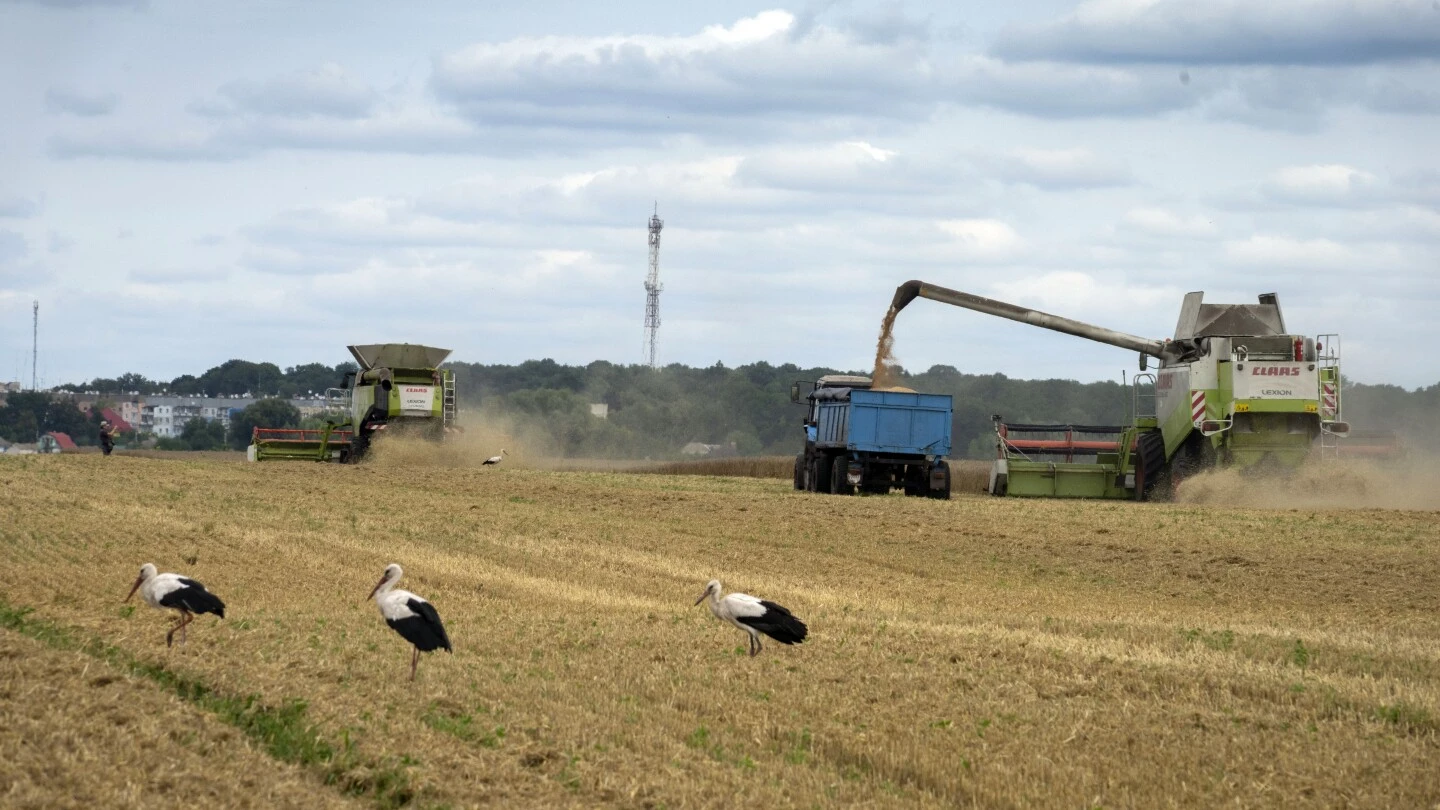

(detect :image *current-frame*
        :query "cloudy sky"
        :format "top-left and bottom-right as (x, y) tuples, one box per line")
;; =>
(1, 0), (1437, 390)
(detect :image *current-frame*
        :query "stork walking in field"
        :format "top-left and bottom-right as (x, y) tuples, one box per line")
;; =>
(368, 563), (452, 681)
(482, 449), (507, 466)
(125, 563), (227, 647)
(695, 579), (807, 657)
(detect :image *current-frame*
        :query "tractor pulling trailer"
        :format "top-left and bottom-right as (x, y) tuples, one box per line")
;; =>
(888, 281), (1350, 501)
(249, 343), (457, 463)
(791, 375), (954, 499)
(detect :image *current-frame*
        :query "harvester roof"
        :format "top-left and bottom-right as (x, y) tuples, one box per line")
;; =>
(347, 344), (452, 370)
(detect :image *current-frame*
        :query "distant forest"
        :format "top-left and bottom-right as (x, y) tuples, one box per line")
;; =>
(42, 358), (1440, 459)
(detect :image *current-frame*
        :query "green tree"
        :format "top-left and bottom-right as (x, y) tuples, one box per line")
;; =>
(180, 417), (227, 451)
(227, 399), (301, 450)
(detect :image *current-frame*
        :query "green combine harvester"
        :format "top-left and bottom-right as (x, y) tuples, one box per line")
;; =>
(889, 281), (1351, 500)
(249, 343), (457, 463)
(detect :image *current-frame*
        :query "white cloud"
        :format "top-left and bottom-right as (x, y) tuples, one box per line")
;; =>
(1122, 207), (1217, 238)
(1223, 234), (1358, 270)
(994, 0), (1440, 66)
(127, 266), (232, 284)
(1259, 164), (1382, 206)
(987, 147), (1133, 189)
(0, 230), (28, 264)
(45, 86), (119, 116)
(204, 63), (379, 120)
(936, 219), (1023, 259)
(9, 0), (144, 8)
(988, 270), (1177, 315)
(0, 193), (42, 218)
(430, 10), (944, 133)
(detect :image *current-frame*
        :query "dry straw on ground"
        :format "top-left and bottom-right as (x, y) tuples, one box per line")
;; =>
(0, 452), (1437, 808)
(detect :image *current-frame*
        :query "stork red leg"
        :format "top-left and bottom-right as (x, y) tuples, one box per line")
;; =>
(410, 647), (420, 681)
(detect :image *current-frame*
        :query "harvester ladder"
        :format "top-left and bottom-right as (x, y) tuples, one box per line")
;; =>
(442, 372), (457, 427)
(1316, 333), (1342, 461)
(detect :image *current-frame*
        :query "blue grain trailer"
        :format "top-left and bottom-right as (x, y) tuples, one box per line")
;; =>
(790, 375), (953, 498)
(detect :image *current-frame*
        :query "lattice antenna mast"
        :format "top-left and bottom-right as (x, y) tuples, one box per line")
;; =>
(31, 300), (39, 391)
(643, 203), (664, 368)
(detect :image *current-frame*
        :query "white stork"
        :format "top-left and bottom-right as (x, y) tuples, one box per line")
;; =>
(695, 579), (808, 657)
(482, 449), (507, 466)
(125, 563), (227, 648)
(368, 563), (452, 681)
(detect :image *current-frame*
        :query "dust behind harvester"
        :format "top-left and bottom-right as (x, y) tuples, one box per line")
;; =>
(249, 343), (457, 463)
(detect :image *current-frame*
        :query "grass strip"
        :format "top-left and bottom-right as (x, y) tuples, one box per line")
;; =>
(0, 600), (416, 809)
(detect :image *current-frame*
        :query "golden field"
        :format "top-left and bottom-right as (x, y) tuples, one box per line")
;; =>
(1, 451), (1437, 809)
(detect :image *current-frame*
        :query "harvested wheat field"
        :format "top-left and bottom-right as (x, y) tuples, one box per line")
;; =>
(1, 452), (1438, 809)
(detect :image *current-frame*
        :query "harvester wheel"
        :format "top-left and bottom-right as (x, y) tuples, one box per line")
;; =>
(831, 456), (854, 496)
(793, 453), (805, 491)
(349, 432), (371, 463)
(1133, 431), (1168, 502)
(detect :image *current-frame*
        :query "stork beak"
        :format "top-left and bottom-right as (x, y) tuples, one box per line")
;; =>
(694, 592), (707, 606)
(125, 576), (142, 603)
(366, 577), (386, 602)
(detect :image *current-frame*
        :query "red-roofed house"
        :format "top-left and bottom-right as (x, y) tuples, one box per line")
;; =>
(96, 407), (133, 433)
(39, 432), (79, 453)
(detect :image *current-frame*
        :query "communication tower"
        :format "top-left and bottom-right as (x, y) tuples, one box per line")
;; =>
(32, 300), (38, 391)
(643, 204), (664, 368)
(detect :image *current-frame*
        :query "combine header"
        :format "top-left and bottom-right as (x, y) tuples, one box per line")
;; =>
(248, 343), (457, 463)
(889, 281), (1350, 500)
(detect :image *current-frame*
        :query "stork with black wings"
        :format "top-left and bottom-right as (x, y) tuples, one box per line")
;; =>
(368, 563), (453, 681)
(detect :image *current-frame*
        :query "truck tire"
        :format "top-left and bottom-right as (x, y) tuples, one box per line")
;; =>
(831, 455), (854, 496)
(927, 460), (951, 500)
(814, 453), (835, 494)
(793, 453), (805, 491)
(1133, 431), (1168, 502)
(902, 464), (924, 497)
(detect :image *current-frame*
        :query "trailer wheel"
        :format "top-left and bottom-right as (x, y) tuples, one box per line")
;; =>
(902, 464), (924, 497)
(793, 453), (805, 491)
(831, 456), (854, 496)
(814, 453), (835, 494)
(1133, 431), (1167, 502)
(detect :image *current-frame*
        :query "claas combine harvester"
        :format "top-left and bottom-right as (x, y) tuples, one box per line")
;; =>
(889, 280), (1352, 500)
(249, 343), (457, 463)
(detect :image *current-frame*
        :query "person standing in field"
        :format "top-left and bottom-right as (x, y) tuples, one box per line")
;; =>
(99, 420), (117, 456)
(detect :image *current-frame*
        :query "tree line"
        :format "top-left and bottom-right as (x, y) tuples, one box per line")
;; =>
(16, 357), (1439, 458)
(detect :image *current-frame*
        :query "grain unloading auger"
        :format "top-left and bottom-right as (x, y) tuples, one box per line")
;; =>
(248, 343), (458, 463)
(889, 281), (1350, 500)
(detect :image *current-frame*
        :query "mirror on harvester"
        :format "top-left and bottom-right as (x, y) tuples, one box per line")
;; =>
(1139, 352), (1148, 371)
(790, 383), (801, 403)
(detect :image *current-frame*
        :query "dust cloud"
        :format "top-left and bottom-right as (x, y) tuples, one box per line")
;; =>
(363, 412), (554, 468)
(1175, 458), (1440, 511)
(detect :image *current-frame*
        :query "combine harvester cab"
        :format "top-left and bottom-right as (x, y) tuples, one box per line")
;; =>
(248, 343), (458, 463)
(889, 281), (1351, 500)
(340, 343), (458, 462)
(791, 375), (953, 498)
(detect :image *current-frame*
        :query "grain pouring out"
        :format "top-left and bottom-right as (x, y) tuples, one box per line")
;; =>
(870, 303), (903, 391)
(695, 579), (808, 657)
(124, 562), (227, 648)
(368, 563), (453, 681)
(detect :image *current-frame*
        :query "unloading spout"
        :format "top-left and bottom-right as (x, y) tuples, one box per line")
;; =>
(890, 280), (1170, 359)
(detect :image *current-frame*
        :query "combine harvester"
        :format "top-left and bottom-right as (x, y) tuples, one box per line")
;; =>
(249, 343), (457, 463)
(889, 281), (1351, 500)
